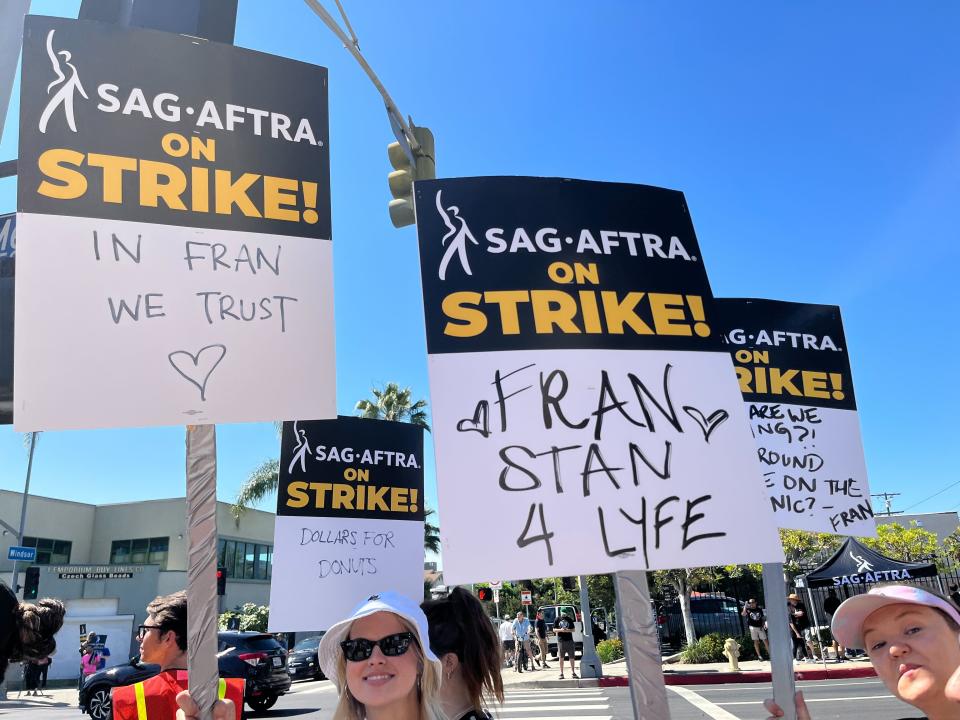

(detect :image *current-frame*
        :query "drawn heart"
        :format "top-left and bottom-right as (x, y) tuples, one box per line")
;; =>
(456, 400), (490, 438)
(168, 344), (227, 402)
(682, 405), (729, 443)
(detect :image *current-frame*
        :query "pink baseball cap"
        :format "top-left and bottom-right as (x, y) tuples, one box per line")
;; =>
(832, 585), (960, 649)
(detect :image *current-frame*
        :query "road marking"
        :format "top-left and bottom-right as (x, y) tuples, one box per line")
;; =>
(667, 685), (740, 720)
(717, 694), (893, 706)
(503, 697), (609, 705)
(496, 704), (611, 711)
(696, 679), (882, 691)
(289, 682), (338, 695)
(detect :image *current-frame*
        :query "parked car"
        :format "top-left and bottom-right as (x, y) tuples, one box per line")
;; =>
(286, 633), (326, 681)
(79, 631), (291, 719)
(660, 595), (744, 649)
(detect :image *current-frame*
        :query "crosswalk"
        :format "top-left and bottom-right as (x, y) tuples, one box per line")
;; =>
(489, 687), (614, 720)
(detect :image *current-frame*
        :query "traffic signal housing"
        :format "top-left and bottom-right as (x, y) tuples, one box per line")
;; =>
(477, 587), (493, 602)
(23, 566), (39, 600)
(561, 576), (576, 591)
(387, 125), (435, 228)
(216, 566), (227, 596)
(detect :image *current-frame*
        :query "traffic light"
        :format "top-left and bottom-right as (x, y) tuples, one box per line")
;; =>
(561, 576), (576, 591)
(23, 567), (39, 600)
(387, 125), (435, 228)
(477, 587), (493, 602)
(216, 566), (227, 596)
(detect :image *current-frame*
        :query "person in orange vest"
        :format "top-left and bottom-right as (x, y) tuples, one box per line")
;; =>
(112, 591), (243, 720)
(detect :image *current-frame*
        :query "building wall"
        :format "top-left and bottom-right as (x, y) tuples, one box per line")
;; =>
(0, 490), (95, 572)
(877, 511), (960, 543)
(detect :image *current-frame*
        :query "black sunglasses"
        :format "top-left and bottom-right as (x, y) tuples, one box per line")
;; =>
(340, 631), (415, 662)
(136, 624), (164, 640)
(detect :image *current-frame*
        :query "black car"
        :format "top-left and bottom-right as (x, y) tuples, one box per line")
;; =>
(286, 634), (326, 681)
(79, 632), (291, 719)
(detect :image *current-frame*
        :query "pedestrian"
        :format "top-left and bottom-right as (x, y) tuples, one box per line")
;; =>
(511, 611), (533, 672)
(24, 659), (40, 696)
(787, 593), (818, 661)
(0, 580), (64, 684)
(742, 598), (769, 660)
(950, 585), (960, 610)
(421, 586), (505, 720)
(114, 591), (243, 720)
(36, 655), (51, 692)
(534, 611), (551, 669)
(313, 591), (444, 720)
(80, 645), (99, 687)
(498, 617), (515, 668)
(822, 589), (845, 662)
(591, 616), (607, 644)
(765, 585), (960, 720)
(555, 612), (578, 680)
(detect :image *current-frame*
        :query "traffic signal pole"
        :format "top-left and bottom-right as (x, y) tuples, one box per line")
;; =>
(10, 432), (37, 596)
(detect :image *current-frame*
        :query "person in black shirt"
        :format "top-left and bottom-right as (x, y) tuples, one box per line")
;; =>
(534, 611), (550, 669)
(788, 593), (817, 661)
(555, 614), (577, 680)
(741, 598), (769, 660)
(822, 590), (845, 662)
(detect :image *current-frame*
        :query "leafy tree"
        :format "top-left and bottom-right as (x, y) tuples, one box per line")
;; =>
(652, 567), (722, 646)
(943, 529), (960, 565)
(859, 522), (938, 562)
(355, 382), (430, 431)
(779, 529), (842, 580)
(219, 603), (269, 632)
(424, 508), (441, 555)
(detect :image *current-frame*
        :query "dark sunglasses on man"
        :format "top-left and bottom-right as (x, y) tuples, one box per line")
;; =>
(136, 623), (164, 640)
(340, 631), (415, 662)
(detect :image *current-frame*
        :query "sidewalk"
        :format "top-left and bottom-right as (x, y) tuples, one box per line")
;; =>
(0, 687), (78, 711)
(501, 657), (876, 690)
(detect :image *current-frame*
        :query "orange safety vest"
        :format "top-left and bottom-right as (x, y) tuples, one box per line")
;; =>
(112, 669), (244, 720)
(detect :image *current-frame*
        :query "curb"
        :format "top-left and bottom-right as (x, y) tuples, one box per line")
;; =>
(594, 666), (875, 686)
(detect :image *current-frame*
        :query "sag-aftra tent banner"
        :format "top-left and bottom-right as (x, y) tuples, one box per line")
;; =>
(414, 176), (783, 584)
(15, 16), (335, 430)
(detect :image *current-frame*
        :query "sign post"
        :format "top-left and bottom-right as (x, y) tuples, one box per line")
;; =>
(615, 571), (669, 720)
(762, 563), (797, 720)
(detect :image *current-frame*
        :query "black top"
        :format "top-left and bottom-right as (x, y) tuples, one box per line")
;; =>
(823, 596), (841, 616)
(790, 602), (810, 631)
(0, 581), (19, 679)
(745, 606), (765, 628)
(457, 711), (492, 720)
(556, 617), (575, 642)
(535, 618), (547, 639)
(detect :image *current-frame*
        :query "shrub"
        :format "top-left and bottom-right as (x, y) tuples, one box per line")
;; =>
(680, 632), (726, 663)
(596, 638), (624, 663)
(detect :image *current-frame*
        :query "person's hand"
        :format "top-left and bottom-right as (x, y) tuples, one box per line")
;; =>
(763, 691), (811, 720)
(175, 689), (235, 720)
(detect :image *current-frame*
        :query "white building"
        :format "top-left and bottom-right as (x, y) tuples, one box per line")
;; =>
(0, 490), (276, 678)
(876, 511), (960, 544)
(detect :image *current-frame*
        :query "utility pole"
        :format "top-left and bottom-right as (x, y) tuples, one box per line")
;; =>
(10, 432), (38, 596)
(871, 492), (902, 516)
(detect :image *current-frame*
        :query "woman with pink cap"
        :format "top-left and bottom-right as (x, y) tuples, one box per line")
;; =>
(765, 585), (960, 720)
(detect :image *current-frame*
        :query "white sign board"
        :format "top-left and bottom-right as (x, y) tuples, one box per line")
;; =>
(268, 418), (426, 631)
(716, 299), (875, 535)
(15, 17), (335, 430)
(521, 590), (532, 605)
(414, 177), (783, 585)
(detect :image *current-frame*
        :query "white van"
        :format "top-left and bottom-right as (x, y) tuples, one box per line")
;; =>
(536, 604), (583, 657)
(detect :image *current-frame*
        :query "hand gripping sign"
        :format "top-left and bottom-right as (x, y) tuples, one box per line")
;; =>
(715, 298), (875, 535)
(413, 177), (783, 584)
(268, 417), (426, 631)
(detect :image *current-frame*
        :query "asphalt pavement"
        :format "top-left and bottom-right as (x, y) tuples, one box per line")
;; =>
(0, 676), (910, 719)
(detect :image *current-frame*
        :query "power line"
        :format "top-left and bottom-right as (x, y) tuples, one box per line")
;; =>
(871, 492), (902, 516)
(902, 479), (960, 513)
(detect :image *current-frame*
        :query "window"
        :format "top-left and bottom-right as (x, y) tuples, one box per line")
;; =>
(110, 537), (169, 569)
(22, 537), (71, 565)
(217, 539), (273, 581)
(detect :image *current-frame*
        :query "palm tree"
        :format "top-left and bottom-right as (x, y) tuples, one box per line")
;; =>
(355, 382), (430, 431)
(423, 508), (441, 555)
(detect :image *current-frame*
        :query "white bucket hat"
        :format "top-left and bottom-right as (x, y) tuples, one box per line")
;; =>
(317, 591), (441, 692)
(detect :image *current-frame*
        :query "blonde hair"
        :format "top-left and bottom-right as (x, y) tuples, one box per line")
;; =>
(331, 616), (443, 720)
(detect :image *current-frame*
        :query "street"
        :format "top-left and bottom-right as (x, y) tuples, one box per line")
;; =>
(1, 676), (907, 720)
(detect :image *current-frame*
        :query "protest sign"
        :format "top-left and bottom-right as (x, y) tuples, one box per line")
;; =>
(414, 177), (782, 584)
(0, 213), (14, 425)
(268, 417), (425, 631)
(715, 298), (874, 535)
(14, 16), (335, 430)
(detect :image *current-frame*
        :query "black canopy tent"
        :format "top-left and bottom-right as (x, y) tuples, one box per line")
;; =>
(796, 537), (942, 652)
(797, 537), (939, 589)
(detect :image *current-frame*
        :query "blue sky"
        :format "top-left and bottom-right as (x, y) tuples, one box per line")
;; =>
(1, 1), (958, 530)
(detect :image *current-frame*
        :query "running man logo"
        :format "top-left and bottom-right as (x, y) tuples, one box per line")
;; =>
(436, 190), (478, 281)
(38, 29), (88, 134)
(849, 551), (874, 574)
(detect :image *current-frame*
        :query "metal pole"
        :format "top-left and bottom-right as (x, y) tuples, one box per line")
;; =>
(10, 432), (37, 595)
(577, 575), (602, 678)
(763, 562), (797, 720)
(614, 570), (669, 720)
(185, 425), (219, 720)
(805, 586), (828, 669)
